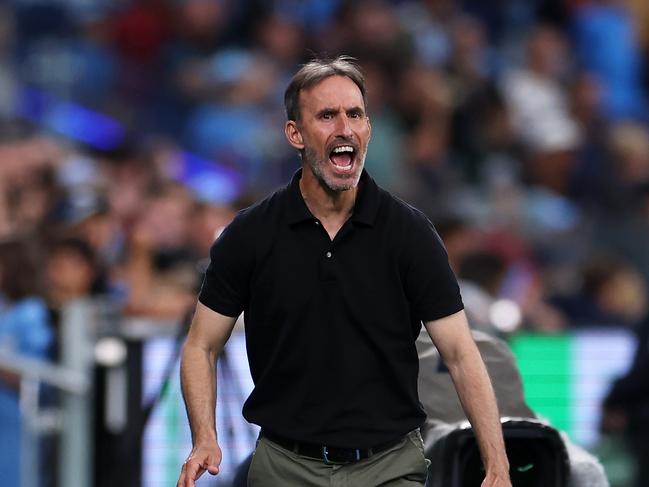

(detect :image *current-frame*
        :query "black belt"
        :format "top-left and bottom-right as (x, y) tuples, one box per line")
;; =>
(260, 430), (405, 465)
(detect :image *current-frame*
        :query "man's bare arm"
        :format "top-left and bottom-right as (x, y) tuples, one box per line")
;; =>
(424, 310), (511, 487)
(177, 301), (237, 487)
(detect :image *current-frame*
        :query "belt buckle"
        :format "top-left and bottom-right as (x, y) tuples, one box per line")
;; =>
(322, 446), (362, 465)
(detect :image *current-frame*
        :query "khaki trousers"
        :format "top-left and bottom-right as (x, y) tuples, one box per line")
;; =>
(247, 430), (430, 487)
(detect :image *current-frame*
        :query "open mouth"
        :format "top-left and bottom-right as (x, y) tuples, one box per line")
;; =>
(328, 144), (356, 172)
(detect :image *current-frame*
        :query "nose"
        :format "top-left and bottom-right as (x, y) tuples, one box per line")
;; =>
(334, 114), (353, 138)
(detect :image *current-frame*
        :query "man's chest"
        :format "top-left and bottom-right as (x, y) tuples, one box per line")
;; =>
(246, 224), (410, 329)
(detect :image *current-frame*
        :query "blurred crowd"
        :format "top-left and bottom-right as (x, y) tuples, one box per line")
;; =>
(1, 0), (649, 331)
(1, 0), (649, 485)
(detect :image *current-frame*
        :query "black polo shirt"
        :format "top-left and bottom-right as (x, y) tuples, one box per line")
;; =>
(199, 169), (463, 448)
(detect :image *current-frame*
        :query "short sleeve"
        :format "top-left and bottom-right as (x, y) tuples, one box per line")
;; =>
(20, 301), (52, 357)
(198, 215), (254, 317)
(403, 212), (464, 322)
(0, 299), (52, 359)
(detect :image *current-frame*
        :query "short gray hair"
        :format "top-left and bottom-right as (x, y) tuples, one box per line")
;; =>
(284, 55), (368, 122)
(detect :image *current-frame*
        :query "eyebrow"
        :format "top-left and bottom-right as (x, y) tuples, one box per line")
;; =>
(315, 106), (366, 117)
(316, 108), (337, 117)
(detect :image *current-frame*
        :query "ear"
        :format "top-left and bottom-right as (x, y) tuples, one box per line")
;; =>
(367, 117), (372, 141)
(285, 121), (304, 150)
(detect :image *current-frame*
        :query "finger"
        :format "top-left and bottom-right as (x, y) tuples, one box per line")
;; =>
(204, 461), (219, 475)
(200, 452), (220, 476)
(188, 461), (206, 483)
(176, 469), (188, 487)
(180, 461), (204, 487)
(177, 463), (188, 487)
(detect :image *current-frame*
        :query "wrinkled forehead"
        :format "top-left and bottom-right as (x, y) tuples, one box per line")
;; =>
(298, 75), (366, 116)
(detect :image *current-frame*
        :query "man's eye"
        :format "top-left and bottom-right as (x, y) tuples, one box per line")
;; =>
(322, 113), (333, 120)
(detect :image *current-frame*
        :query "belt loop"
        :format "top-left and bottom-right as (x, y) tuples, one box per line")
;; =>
(322, 446), (332, 465)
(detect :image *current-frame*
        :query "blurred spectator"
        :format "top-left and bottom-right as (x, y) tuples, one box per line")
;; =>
(252, 13), (307, 70)
(446, 14), (512, 183)
(187, 201), (235, 260)
(572, 0), (646, 120)
(0, 136), (63, 238)
(110, 0), (174, 127)
(18, 8), (117, 111)
(0, 239), (53, 487)
(501, 24), (580, 168)
(460, 0), (511, 45)
(434, 216), (485, 273)
(446, 15), (493, 99)
(174, 0), (232, 51)
(550, 255), (649, 328)
(499, 23), (587, 201)
(359, 60), (406, 193)
(181, 49), (286, 188)
(592, 128), (649, 282)
(112, 0), (173, 66)
(567, 72), (616, 208)
(629, 0), (649, 53)
(401, 65), (450, 170)
(523, 121), (581, 196)
(45, 236), (104, 319)
(398, 0), (457, 67)
(64, 197), (124, 278)
(123, 183), (198, 319)
(609, 122), (649, 192)
(457, 250), (509, 334)
(101, 144), (158, 231)
(42, 228), (105, 474)
(394, 62), (455, 208)
(459, 237), (568, 334)
(334, 0), (415, 72)
(571, 72), (605, 130)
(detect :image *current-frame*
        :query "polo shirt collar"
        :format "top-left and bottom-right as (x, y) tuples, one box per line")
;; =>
(286, 169), (314, 225)
(350, 170), (380, 226)
(286, 168), (380, 227)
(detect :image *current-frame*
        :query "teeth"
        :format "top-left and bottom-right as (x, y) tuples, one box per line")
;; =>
(332, 145), (354, 153)
(335, 161), (353, 170)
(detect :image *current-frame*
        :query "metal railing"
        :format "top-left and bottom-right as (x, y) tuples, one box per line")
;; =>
(0, 299), (95, 487)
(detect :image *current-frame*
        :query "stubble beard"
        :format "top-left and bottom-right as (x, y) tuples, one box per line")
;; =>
(303, 145), (366, 193)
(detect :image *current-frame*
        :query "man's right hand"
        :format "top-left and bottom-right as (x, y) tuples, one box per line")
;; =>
(176, 442), (222, 487)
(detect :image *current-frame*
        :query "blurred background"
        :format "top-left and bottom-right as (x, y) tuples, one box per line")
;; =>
(1, 0), (649, 486)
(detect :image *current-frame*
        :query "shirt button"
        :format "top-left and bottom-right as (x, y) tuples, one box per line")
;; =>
(326, 251), (332, 258)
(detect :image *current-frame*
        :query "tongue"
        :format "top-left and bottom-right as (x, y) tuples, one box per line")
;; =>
(330, 153), (352, 166)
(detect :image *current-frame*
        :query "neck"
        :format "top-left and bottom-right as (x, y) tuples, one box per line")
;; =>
(299, 166), (358, 221)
